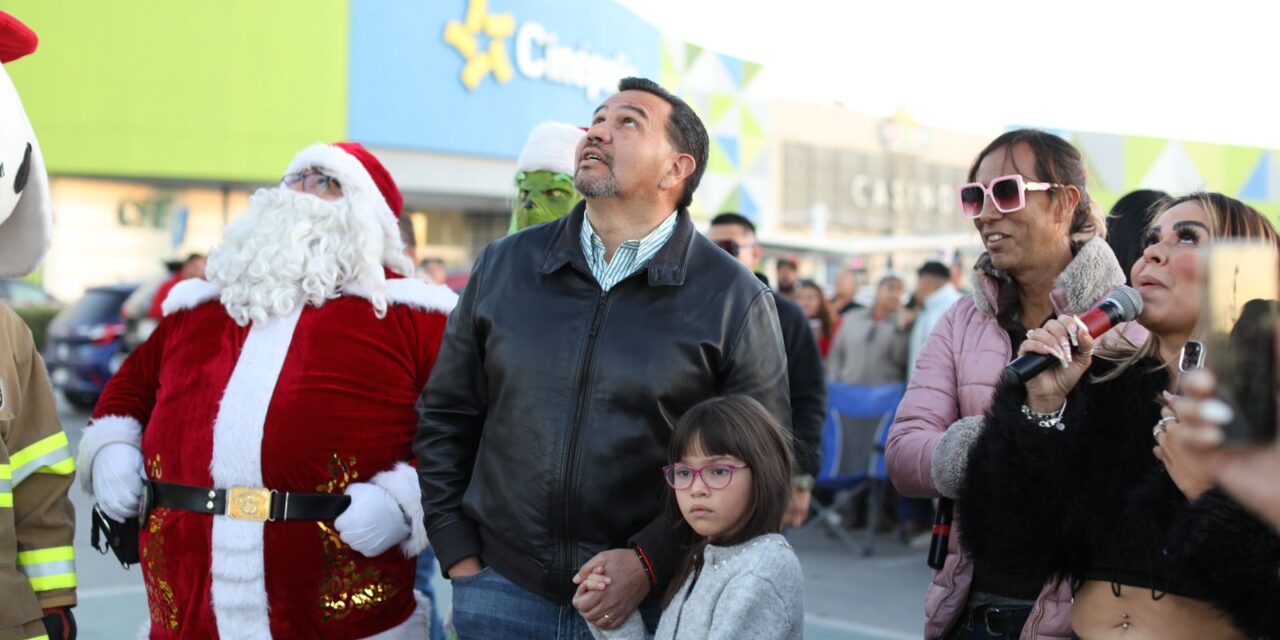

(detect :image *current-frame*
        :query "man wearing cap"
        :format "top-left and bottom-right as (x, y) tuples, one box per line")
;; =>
(417, 77), (790, 638)
(0, 11), (78, 640)
(77, 142), (457, 639)
(509, 121), (586, 233)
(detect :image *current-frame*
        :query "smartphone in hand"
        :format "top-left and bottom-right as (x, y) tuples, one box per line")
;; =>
(1200, 240), (1280, 445)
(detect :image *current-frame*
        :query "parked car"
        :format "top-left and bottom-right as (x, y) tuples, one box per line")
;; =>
(119, 273), (171, 354)
(43, 283), (138, 411)
(2, 279), (63, 350)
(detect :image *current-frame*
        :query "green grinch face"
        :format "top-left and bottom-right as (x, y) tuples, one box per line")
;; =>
(509, 170), (582, 233)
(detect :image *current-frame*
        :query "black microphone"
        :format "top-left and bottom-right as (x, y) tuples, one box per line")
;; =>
(927, 497), (953, 570)
(1002, 286), (1143, 385)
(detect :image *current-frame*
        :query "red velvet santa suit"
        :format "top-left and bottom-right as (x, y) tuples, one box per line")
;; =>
(79, 276), (455, 639)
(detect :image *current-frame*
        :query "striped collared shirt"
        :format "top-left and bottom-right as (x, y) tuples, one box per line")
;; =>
(580, 210), (679, 291)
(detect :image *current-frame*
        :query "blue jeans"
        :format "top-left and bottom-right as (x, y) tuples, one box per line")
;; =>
(414, 548), (446, 640)
(450, 566), (595, 639)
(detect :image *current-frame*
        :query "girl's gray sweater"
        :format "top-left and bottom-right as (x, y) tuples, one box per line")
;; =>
(590, 533), (805, 639)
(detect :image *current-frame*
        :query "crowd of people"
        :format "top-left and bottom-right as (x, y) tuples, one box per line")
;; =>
(2, 10), (1279, 640)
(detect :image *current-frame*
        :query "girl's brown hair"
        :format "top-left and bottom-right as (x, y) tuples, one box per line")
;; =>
(1096, 192), (1280, 381)
(662, 395), (794, 607)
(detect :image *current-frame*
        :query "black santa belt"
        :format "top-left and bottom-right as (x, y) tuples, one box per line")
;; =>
(143, 480), (351, 523)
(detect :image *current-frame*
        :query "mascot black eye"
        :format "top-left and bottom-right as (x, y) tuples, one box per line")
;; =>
(13, 142), (30, 194)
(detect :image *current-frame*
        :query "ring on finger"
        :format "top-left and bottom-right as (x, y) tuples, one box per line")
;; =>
(1078, 349), (1094, 357)
(603, 613), (612, 622)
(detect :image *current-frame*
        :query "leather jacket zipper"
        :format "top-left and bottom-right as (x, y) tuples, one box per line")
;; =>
(559, 290), (611, 581)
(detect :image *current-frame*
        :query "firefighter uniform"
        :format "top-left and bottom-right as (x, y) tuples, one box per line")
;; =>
(0, 305), (76, 640)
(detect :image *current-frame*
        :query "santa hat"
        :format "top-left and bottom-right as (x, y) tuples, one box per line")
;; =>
(286, 141), (411, 274)
(0, 10), (51, 279)
(516, 122), (586, 176)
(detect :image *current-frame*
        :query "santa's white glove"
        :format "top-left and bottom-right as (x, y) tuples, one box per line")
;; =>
(334, 482), (411, 558)
(91, 443), (145, 521)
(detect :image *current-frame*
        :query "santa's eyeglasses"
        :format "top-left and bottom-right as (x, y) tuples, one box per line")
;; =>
(281, 171), (342, 197)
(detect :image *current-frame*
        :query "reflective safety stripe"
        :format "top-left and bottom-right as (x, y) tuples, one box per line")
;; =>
(0, 493), (10, 508)
(25, 635), (51, 640)
(17, 546), (76, 591)
(17, 545), (75, 565)
(0, 463), (10, 507)
(27, 572), (77, 591)
(10, 432), (74, 485)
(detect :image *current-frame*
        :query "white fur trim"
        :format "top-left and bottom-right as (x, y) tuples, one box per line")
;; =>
(362, 590), (431, 639)
(77, 415), (143, 494)
(208, 306), (303, 640)
(287, 144), (409, 275)
(516, 121), (585, 175)
(368, 462), (428, 556)
(134, 590), (429, 639)
(161, 278), (222, 316)
(342, 279), (457, 315)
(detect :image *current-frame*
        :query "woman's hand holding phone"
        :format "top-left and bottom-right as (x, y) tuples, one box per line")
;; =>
(1169, 370), (1280, 531)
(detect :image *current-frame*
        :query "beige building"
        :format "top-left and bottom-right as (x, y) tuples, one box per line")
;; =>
(761, 100), (990, 290)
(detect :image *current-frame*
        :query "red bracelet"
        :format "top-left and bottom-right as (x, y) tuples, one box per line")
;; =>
(632, 545), (657, 587)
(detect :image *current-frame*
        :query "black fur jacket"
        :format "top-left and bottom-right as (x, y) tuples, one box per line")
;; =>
(958, 357), (1280, 638)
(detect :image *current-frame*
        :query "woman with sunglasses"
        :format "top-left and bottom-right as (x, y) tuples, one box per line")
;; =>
(886, 129), (1131, 639)
(960, 193), (1280, 639)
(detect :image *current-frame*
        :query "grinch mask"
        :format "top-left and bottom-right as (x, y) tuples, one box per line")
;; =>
(509, 170), (581, 233)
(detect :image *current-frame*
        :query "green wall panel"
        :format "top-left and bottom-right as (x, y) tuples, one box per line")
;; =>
(4, 1), (348, 183)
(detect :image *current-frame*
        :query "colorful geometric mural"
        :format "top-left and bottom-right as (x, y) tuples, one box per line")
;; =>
(1073, 132), (1280, 223)
(660, 39), (769, 221)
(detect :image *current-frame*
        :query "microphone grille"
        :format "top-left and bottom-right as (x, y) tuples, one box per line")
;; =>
(1110, 285), (1143, 321)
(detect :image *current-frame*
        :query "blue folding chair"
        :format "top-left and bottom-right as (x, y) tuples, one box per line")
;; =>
(803, 382), (906, 556)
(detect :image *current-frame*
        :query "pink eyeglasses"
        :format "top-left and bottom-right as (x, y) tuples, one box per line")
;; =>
(662, 463), (749, 490)
(957, 174), (1063, 219)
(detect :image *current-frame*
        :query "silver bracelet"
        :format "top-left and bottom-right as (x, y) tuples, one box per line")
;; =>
(1021, 399), (1067, 431)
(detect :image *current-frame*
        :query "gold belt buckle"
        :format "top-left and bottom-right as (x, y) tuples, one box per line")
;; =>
(226, 486), (273, 522)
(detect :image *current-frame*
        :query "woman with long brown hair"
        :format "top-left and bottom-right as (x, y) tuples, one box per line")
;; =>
(795, 279), (838, 358)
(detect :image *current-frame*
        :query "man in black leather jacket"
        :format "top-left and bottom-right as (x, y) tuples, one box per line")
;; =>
(706, 212), (825, 526)
(414, 78), (790, 638)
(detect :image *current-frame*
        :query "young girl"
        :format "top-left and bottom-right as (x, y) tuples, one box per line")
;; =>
(574, 395), (805, 639)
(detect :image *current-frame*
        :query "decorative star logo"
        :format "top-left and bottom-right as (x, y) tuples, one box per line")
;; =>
(444, 0), (516, 91)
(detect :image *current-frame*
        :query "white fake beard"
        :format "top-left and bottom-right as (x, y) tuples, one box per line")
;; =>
(206, 187), (388, 327)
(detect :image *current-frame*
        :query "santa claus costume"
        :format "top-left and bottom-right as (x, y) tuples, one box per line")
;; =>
(78, 142), (456, 639)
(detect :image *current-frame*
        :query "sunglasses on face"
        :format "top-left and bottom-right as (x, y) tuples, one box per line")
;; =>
(957, 174), (1063, 220)
(713, 239), (755, 256)
(281, 171), (342, 197)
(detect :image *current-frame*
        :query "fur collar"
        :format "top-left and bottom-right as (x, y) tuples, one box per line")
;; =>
(161, 277), (457, 317)
(970, 237), (1125, 318)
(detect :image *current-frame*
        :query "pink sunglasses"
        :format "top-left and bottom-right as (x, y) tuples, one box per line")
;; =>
(957, 174), (1063, 220)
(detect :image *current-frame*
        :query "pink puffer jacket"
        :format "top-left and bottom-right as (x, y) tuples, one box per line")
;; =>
(886, 238), (1142, 639)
